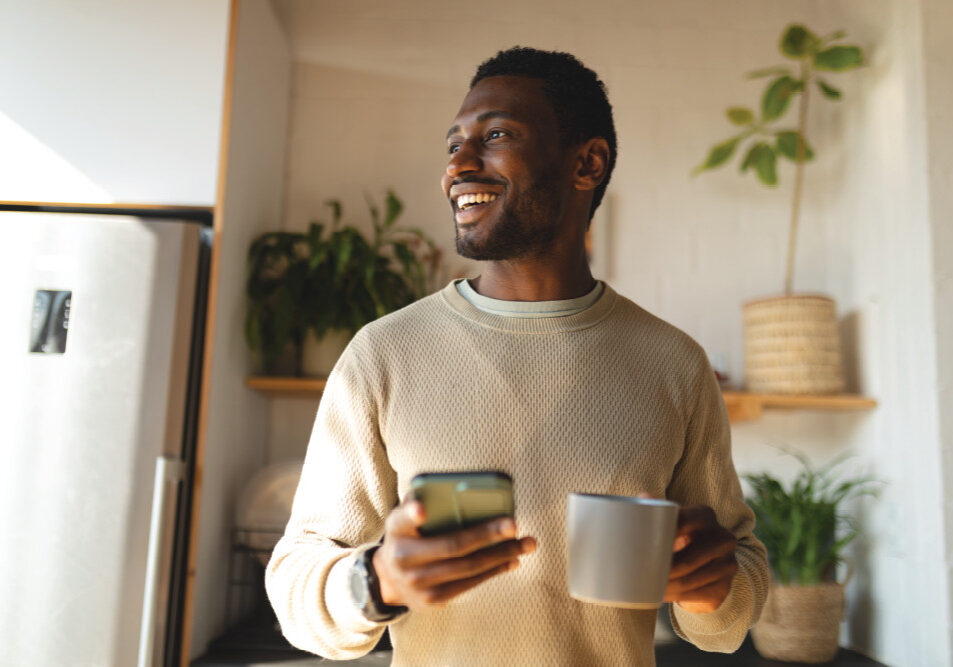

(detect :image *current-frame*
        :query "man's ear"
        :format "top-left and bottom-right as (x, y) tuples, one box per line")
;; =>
(573, 137), (610, 192)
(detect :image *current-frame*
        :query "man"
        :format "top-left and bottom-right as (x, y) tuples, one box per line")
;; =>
(266, 47), (768, 666)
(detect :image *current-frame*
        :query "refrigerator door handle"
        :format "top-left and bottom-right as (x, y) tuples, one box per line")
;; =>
(138, 456), (185, 667)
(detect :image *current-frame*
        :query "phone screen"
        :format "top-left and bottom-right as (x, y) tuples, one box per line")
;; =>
(411, 471), (514, 536)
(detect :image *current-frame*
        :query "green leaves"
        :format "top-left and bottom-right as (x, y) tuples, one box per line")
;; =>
(816, 78), (842, 100)
(762, 76), (803, 121)
(814, 45), (864, 71)
(392, 243), (418, 300)
(244, 191), (440, 375)
(744, 450), (881, 585)
(697, 132), (797, 186)
(741, 142), (778, 185)
(384, 190), (403, 229)
(333, 228), (355, 278)
(776, 130), (815, 161)
(747, 65), (792, 80)
(820, 29), (846, 43)
(307, 223), (328, 270)
(693, 135), (742, 175)
(726, 107), (754, 125)
(695, 23), (864, 191)
(780, 24), (819, 58)
(325, 199), (342, 227)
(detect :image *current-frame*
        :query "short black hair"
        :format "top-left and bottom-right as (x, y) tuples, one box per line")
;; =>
(471, 46), (617, 222)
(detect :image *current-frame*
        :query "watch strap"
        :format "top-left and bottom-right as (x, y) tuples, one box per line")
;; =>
(355, 545), (408, 622)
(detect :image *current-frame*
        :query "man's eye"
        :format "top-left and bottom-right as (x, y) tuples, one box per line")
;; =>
(486, 130), (507, 140)
(448, 143), (460, 154)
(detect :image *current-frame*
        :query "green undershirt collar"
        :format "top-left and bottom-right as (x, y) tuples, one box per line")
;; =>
(454, 278), (605, 319)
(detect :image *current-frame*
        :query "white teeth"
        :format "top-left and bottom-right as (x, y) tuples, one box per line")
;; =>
(456, 193), (499, 209)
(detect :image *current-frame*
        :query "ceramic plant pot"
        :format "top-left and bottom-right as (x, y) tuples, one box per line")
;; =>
(301, 329), (351, 377)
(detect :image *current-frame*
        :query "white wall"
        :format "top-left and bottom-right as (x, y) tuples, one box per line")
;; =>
(920, 0), (953, 651)
(728, 4), (948, 664)
(0, 0), (229, 204)
(269, 1), (951, 663)
(189, 0), (291, 658)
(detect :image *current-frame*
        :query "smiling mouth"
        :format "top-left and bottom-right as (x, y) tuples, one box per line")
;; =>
(454, 193), (500, 224)
(455, 192), (499, 212)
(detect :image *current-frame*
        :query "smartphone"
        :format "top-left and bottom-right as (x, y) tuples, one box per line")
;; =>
(410, 471), (514, 537)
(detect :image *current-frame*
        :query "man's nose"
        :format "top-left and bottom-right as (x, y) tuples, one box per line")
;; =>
(446, 140), (482, 179)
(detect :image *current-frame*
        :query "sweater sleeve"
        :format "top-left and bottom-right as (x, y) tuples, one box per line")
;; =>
(265, 339), (401, 659)
(665, 349), (769, 653)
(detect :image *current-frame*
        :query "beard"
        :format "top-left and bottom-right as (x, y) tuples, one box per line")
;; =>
(454, 174), (563, 261)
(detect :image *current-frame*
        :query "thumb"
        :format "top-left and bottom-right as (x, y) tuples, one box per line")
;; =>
(387, 498), (427, 537)
(401, 491), (427, 526)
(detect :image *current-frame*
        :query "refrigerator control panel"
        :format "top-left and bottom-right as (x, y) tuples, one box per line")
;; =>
(30, 289), (71, 354)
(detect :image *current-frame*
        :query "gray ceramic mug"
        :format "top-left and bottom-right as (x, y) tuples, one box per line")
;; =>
(567, 493), (679, 609)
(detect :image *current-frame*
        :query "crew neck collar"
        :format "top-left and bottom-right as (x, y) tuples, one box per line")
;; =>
(439, 280), (618, 334)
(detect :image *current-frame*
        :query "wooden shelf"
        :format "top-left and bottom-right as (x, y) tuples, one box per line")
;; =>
(245, 376), (327, 397)
(0, 200), (214, 223)
(0, 199), (214, 212)
(722, 391), (877, 423)
(245, 377), (878, 423)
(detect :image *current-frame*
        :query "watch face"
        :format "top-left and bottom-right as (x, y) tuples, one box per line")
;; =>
(349, 560), (369, 607)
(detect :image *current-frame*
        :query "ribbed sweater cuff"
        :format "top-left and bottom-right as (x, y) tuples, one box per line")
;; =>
(670, 569), (752, 649)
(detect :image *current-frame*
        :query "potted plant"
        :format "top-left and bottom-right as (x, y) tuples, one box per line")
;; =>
(694, 24), (866, 394)
(744, 450), (880, 663)
(245, 190), (440, 376)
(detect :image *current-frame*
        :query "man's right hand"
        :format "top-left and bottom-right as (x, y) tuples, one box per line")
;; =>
(372, 499), (537, 611)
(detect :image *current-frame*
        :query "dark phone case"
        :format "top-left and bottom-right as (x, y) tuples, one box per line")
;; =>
(411, 471), (514, 536)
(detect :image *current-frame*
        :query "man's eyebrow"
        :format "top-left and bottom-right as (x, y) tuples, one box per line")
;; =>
(445, 110), (519, 140)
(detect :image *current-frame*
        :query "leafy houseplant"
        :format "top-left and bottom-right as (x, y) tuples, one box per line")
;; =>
(744, 450), (880, 663)
(693, 24), (867, 395)
(245, 191), (439, 376)
(745, 450), (878, 585)
(694, 24), (865, 295)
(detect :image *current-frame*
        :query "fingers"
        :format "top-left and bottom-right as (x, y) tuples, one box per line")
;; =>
(666, 577), (735, 613)
(666, 553), (737, 597)
(377, 504), (538, 610)
(385, 500), (427, 538)
(392, 516), (521, 568)
(673, 533), (691, 552)
(668, 530), (737, 580)
(411, 559), (520, 609)
(404, 537), (536, 589)
(676, 505), (718, 533)
(672, 505), (723, 553)
(664, 519), (737, 613)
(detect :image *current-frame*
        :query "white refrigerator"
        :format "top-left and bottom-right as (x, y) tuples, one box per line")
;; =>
(0, 205), (212, 667)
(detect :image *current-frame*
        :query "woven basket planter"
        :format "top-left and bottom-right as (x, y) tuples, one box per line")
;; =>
(742, 295), (845, 394)
(751, 581), (846, 663)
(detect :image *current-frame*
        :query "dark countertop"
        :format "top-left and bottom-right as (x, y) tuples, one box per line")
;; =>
(195, 622), (885, 667)
(655, 636), (884, 666)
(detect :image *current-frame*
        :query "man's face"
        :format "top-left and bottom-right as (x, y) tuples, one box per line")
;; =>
(442, 76), (573, 261)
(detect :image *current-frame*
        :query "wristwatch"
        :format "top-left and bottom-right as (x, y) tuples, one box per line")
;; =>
(348, 546), (408, 622)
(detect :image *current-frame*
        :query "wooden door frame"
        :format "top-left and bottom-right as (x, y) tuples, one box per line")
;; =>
(179, 0), (239, 663)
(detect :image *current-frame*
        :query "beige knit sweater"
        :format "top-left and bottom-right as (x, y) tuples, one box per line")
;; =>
(266, 282), (768, 666)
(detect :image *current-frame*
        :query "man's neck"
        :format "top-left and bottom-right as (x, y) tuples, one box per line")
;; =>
(469, 253), (596, 302)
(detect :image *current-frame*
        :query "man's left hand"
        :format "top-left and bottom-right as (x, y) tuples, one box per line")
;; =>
(664, 504), (738, 614)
